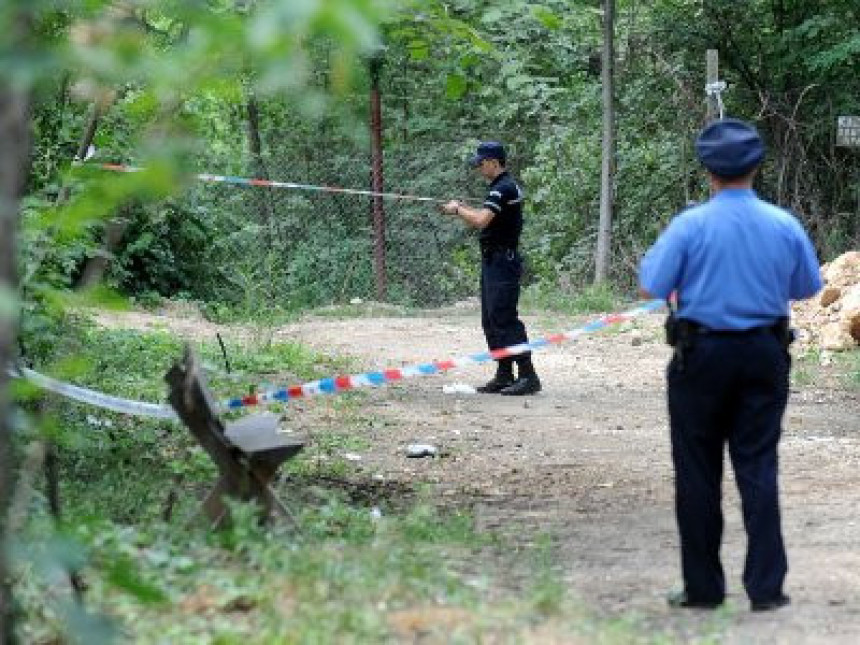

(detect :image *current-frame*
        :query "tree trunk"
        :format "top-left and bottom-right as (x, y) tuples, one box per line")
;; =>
(76, 213), (129, 289)
(594, 0), (615, 284)
(56, 101), (103, 205)
(0, 16), (33, 644)
(245, 90), (274, 235)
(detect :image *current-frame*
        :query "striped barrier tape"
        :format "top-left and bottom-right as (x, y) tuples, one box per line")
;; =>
(11, 299), (665, 418)
(221, 299), (666, 411)
(97, 163), (467, 204)
(12, 366), (177, 421)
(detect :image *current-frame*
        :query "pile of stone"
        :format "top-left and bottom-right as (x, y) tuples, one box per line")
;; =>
(791, 251), (860, 351)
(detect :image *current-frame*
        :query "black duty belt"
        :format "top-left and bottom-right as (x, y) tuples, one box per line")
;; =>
(691, 324), (775, 336)
(666, 315), (793, 348)
(665, 315), (794, 372)
(480, 245), (517, 258)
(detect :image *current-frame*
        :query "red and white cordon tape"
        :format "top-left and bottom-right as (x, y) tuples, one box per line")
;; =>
(14, 300), (666, 419)
(97, 163), (463, 204)
(225, 299), (665, 409)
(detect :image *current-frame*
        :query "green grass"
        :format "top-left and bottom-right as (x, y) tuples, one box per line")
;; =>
(837, 349), (860, 387)
(303, 300), (416, 319)
(14, 310), (735, 644)
(791, 346), (860, 390)
(521, 281), (628, 316)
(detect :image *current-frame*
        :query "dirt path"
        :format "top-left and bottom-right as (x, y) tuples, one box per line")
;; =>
(95, 304), (860, 643)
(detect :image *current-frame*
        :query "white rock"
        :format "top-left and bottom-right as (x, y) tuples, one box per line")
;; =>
(820, 323), (854, 351)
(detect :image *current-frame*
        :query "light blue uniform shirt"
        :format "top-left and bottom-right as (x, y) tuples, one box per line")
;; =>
(639, 188), (822, 330)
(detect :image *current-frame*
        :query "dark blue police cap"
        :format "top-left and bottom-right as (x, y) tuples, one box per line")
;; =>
(695, 119), (765, 178)
(470, 141), (506, 167)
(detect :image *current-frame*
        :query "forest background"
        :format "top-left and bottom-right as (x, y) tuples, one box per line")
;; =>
(1, 0), (858, 642)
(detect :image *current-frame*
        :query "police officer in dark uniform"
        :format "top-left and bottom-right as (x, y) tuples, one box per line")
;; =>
(639, 119), (822, 611)
(441, 141), (541, 395)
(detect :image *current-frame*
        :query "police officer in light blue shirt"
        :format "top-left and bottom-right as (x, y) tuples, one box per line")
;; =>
(639, 119), (822, 612)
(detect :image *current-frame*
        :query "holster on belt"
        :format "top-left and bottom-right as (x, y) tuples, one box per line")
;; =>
(664, 311), (694, 371)
(665, 313), (796, 370)
(770, 317), (796, 351)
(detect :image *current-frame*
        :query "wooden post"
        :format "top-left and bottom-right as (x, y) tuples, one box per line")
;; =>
(594, 0), (615, 284)
(706, 49), (719, 122)
(165, 346), (304, 528)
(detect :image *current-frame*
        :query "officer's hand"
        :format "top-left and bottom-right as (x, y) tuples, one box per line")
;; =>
(440, 200), (460, 215)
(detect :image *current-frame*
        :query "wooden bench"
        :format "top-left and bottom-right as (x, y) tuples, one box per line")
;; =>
(165, 347), (305, 528)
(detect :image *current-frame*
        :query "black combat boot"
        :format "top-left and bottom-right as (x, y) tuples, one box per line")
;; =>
(477, 358), (514, 394)
(501, 356), (541, 396)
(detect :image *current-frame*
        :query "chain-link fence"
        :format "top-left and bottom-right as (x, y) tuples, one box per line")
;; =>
(173, 141), (491, 312)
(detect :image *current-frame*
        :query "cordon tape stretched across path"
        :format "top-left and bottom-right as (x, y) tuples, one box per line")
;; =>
(12, 299), (666, 420)
(96, 163), (470, 204)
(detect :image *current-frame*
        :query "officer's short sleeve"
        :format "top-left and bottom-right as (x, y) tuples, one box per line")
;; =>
(483, 189), (503, 214)
(639, 215), (690, 299)
(789, 224), (823, 300)
(483, 182), (520, 215)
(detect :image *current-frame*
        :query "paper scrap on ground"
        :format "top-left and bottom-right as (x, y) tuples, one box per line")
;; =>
(442, 382), (476, 395)
(406, 444), (438, 458)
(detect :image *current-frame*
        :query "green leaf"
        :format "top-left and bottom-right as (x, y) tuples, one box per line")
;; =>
(408, 39), (429, 61)
(531, 6), (563, 30)
(505, 74), (532, 90)
(106, 555), (167, 605)
(481, 8), (504, 23)
(445, 72), (468, 99)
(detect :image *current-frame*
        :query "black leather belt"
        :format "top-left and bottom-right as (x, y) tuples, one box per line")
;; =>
(480, 245), (517, 258)
(691, 322), (780, 336)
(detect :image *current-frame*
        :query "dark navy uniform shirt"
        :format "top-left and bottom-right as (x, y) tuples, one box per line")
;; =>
(639, 188), (822, 330)
(479, 171), (524, 250)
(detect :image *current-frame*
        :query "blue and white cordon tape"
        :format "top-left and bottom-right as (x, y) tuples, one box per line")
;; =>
(12, 299), (665, 419)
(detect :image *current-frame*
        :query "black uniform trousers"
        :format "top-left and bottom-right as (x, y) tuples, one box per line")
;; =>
(667, 329), (789, 604)
(480, 248), (529, 353)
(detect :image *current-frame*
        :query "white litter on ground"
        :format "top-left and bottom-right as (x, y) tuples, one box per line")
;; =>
(442, 382), (477, 395)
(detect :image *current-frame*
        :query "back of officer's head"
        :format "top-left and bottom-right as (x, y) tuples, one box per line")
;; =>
(695, 119), (764, 179)
(471, 141), (507, 168)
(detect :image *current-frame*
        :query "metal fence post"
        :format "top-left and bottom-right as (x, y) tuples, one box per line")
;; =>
(369, 51), (387, 301)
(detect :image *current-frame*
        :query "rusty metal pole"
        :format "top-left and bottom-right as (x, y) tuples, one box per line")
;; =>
(369, 53), (387, 301)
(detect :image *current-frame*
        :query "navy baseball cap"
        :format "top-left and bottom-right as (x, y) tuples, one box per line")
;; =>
(695, 119), (765, 178)
(470, 141), (506, 167)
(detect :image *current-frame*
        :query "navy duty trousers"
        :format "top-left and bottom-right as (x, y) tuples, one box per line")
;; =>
(667, 329), (790, 604)
(480, 248), (528, 353)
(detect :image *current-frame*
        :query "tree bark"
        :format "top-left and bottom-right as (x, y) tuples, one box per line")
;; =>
(56, 101), (103, 205)
(245, 90), (274, 235)
(594, 0), (615, 284)
(0, 15), (33, 644)
(75, 214), (129, 289)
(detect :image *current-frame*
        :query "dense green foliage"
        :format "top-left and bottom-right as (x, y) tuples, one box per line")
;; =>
(20, 0), (859, 311)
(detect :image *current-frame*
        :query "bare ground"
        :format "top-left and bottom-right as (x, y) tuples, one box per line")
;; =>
(94, 303), (860, 644)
